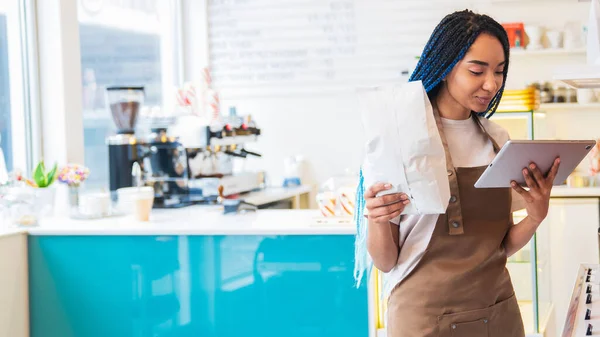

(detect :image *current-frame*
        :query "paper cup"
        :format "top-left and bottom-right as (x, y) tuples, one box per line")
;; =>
(117, 187), (154, 221)
(134, 196), (154, 222)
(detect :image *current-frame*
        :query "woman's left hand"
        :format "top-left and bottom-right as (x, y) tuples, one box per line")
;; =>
(511, 158), (561, 224)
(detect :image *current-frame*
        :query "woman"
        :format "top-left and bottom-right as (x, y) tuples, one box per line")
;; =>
(355, 10), (560, 337)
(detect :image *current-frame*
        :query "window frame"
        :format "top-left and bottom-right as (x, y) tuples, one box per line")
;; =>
(2, 0), (40, 175)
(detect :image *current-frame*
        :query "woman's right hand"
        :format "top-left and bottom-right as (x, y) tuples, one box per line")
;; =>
(365, 183), (410, 225)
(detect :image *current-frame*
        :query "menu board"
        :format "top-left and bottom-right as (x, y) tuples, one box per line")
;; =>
(208, 0), (471, 96)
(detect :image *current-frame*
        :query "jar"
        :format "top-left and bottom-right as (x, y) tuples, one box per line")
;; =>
(553, 84), (567, 103)
(2, 186), (38, 227)
(541, 82), (554, 103)
(316, 170), (357, 217)
(566, 87), (578, 103)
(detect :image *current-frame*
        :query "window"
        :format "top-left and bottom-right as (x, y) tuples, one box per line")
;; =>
(0, 0), (36, 176)
(78, 0), (181, 189)
(0, 8), (12, 173)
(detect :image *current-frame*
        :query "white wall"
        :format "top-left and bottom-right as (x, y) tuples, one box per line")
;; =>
(221, 92), (364, 188)
(0, 233), (29, 337)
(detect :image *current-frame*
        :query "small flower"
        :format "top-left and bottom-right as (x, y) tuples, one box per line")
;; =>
(57, 164), (90, 186)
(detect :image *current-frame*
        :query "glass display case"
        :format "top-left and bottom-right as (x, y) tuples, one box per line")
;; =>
(493, 111), (535, 140)
(492, 110), (551, 141)
(507, 209), (553, 336)
(494, 108), (554, 335)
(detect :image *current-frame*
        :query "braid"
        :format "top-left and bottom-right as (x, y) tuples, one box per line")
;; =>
(409, 9), (511, 119)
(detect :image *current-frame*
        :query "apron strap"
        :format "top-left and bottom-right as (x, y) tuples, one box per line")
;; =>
(433, 108), (502, 236)
(433, 107), (465, 235)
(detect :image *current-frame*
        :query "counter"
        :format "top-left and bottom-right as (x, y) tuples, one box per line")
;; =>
(20, 207), (367, 337)
(551, 186), (600, 198)
(19, 184), (594, 337)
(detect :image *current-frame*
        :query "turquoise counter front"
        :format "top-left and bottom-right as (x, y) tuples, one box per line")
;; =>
(28, 233), (368, 337)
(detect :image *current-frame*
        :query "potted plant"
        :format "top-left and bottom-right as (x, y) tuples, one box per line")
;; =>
(26, 161), (58, 188)
(25, 161), (58, 217)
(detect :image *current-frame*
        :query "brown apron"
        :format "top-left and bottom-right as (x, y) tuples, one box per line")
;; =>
(386, 110), (525, 337)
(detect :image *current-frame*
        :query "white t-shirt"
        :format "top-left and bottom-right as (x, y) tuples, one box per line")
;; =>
(382, 115), (524, 298)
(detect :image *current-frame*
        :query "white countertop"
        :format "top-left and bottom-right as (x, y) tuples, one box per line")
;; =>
(551, 186), (600, 197)
(0, 185), (325, 237)
(23, 208), (355, 236)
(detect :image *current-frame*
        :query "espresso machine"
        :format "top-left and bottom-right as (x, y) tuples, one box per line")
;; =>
(169, 110), (264, 202)
(106, 87), (189, 208)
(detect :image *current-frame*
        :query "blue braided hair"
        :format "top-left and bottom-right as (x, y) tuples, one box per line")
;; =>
(410, 9), (510, 118)
(353, 10), (510, 287)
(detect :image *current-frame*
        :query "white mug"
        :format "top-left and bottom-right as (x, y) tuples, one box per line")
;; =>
(525, 25), (544, 50)
(547, 30), (563, 49)
(578, 89), (596, 104)
(79, 192), (110, 216)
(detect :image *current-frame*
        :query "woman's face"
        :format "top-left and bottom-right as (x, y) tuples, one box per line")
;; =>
(444, 33), (506, 113)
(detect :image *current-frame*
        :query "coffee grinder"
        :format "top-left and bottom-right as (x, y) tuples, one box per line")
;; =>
(106, 86), (145, 194)
(106, 86), (190, 208)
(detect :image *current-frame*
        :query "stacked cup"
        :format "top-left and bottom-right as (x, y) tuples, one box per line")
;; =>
(117, 186), (155, 221)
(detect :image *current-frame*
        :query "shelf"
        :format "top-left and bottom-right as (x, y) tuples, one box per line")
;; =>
(554, 64), (600, 88)
(539, 103), (600, 111)
(512, 48), (586, 57)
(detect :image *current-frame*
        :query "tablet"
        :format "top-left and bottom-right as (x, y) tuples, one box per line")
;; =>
(474, 140), (596, 188)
